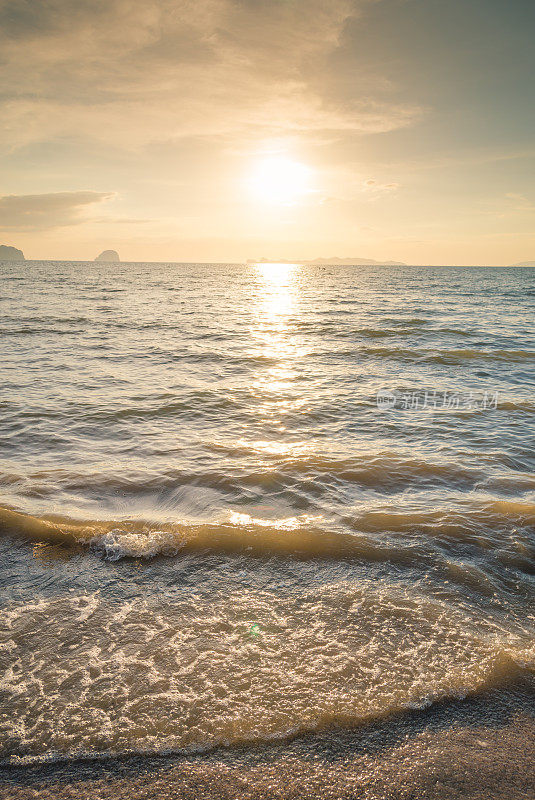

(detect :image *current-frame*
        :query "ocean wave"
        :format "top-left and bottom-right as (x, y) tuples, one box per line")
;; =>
(1, 501), (533, 566)
(0, 505), (411, 563)
(356, 346), (535, 364)
(0, 453), (489, 497)
(352, 326), (475, 339)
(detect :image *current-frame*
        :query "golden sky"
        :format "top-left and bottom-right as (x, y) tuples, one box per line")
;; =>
(0, 0), (534, 264)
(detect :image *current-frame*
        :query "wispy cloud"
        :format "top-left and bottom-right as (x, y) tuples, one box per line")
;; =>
(0, 0), (422, 149)
(504, 192), (535, 212)
(0, 191), (114, 231)
(363, 178), (401, 193)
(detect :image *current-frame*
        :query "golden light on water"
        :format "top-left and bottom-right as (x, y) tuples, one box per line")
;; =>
(256, 261), (297, 320)
(253, 261), (297, 372)
(229, 261), (313, 528)
(249, 261), (310, 428)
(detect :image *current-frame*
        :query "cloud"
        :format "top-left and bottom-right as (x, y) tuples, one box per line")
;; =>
(92, 216), (152, 224)
(504, 192), (535, 212)
(0, 191), (114, 231)
(364, 178), (401, 193)
(0, 0), (422, 149)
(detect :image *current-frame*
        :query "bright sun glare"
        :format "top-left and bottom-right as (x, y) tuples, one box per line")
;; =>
(250, 156), (312, 205)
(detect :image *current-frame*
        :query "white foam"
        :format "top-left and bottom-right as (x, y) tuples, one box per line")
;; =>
(1, 580), (533, 762)
(88, 529), (185, 560)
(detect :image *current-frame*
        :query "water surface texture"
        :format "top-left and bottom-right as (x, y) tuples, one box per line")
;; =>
(0, 262), (534, 761)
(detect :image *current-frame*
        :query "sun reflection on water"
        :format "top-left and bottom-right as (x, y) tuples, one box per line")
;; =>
(255, 262), (298, 321)
(225, 262), (319, 528)
(249, 262), (307, 419)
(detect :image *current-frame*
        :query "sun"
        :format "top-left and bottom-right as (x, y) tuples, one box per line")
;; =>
(249, 156), (312, 205)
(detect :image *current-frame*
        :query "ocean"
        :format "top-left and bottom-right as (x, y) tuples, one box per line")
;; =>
(0, 260), (534, 763)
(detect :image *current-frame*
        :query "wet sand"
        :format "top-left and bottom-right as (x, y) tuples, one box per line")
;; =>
(1, 677), (533, 800)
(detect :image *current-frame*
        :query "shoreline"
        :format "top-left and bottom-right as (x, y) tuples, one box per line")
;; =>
(2, 676), (533, 800)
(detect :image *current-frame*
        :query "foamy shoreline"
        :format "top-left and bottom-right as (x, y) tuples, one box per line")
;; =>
(1, 678), (533, 800)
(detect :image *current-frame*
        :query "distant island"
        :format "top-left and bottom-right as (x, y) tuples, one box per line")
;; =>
(512, 261), (535, 267)
(308, 257), (406, 266)
(248, 256), (406, 266)
(0, 245), (25, 261)
(95, 249), (120, 262)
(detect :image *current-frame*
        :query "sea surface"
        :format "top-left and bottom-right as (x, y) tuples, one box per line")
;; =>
(0, 261), (534, 763)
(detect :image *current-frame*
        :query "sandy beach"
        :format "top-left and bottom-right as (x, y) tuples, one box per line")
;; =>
(2, 678), (533, 800)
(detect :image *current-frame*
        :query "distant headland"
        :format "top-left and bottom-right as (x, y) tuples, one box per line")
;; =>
(0, 245), (25, 261)
(248, 256), (406, 266)
(95, 249), (120, 262)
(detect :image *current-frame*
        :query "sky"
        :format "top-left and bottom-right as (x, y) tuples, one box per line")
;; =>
(0, 0), (534, 265)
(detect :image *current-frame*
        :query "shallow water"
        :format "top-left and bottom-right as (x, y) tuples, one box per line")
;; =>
(0, 261), (534, 760)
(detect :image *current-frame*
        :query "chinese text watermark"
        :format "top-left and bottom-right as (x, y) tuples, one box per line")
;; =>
(376, 389), (498, 411)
